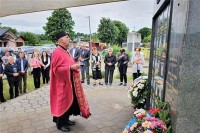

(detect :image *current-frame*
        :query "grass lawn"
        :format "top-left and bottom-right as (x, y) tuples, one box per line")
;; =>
(2, 74), (45, 101)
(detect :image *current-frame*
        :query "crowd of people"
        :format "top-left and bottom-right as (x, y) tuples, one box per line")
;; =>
(0, 42), (145, 103)
(70, 41), (145, 87)
(0, 47), (51, 102)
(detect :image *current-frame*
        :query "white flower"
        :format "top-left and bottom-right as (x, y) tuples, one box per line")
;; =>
(137, 83), (144, 89)
(138, 109), (146, 114)
(140, 100), (144, 103)
(140, 101), (144, 103)
(132, 91), (138, 97)
(134, 87), (138, 91)
(134, 109), (146, 116)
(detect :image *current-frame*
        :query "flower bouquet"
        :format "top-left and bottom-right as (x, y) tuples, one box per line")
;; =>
(123, 109), (167, 133)
(123, 101), (172, 133)
(128, 76), (149, 108)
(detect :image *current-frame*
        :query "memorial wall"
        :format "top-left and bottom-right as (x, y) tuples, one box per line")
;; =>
(150, 3), (171, 108)
(148, 0), (200, 132)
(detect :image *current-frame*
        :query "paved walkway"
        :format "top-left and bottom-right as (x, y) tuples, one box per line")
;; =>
(0, 81), (133, 133)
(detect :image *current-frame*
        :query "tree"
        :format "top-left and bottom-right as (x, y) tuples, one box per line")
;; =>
(0, 23), (18, 35)
(97, 17), (119, 44)
(43, 8), (75, 42)
(143, 34), (151, 43)
(113, 20), (129, 47)
(138, 27), (151, 42)
(92, 32), (99, 42)
(36, 34), (53, 44)
(37, 34), (49, 41)
(20, 32), (39, 45)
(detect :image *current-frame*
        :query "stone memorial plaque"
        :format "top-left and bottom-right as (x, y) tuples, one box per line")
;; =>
(150, 3), (171, 107)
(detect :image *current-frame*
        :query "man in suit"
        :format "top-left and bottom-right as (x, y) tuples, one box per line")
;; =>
(15, 52), (28, 93)
(4, 56), (19, 99)
(79, 43), (90, 84)
(69, 41), (80, 62)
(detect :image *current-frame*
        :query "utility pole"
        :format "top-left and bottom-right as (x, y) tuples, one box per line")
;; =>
(86, 16), (92, 43)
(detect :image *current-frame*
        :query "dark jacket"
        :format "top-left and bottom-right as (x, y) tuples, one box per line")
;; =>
(15, 58), (28, 73)
(104, 54), (117, 70)
(69, 47), (80, 62)
(79, 49), (90, 66)
(0, 62), (4, 79)
(41, 56), (50, 70)
(4, 63), (19, 82)
(117, 53), (129, 67)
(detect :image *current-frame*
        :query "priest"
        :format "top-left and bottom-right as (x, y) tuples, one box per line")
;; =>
(50, 31), (90, 132)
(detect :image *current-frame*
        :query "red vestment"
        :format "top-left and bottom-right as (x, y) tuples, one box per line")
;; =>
(50, 47), (91, 118)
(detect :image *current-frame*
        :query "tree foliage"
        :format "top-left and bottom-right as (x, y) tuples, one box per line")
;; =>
(143, 34), (151, 43)
(97, 17), (119, 44)
(20, 32), (39, 46)
(92, 33), (99, 42)
(113, 20), (129, 46)
(43, 8), (75, 42)
(138, 27), (151, 42)
(37, 34), (49, 41)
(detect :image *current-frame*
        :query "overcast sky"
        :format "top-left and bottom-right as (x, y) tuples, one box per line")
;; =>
(0, 0), (154, 34)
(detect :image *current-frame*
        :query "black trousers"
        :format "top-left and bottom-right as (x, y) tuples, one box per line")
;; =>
(0, 78), (5, 101)
(8, 79), (19, 99)
(41, 69), (50, 84)
(119, 66), (127, 83)
(105, 69), (114, 84)
(133, 70), (141, 81)
(53, 112), (69, 128)
(33, 68), (41, 88)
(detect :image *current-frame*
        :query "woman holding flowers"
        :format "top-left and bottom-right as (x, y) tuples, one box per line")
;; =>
(131, 47), (145, 80)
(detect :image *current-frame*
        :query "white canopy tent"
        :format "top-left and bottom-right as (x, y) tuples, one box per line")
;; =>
(0, 0), (126, 17)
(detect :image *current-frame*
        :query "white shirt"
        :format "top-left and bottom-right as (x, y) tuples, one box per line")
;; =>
(21, 59), (24, 71)
(43, 57), (50, 68)
(72, 48), (76, 58)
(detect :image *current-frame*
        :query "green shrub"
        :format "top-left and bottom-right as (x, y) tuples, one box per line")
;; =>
(112, 45), (121, 55)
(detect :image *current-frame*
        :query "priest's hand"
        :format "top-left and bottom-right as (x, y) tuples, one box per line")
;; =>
(71, 64), (80, 70)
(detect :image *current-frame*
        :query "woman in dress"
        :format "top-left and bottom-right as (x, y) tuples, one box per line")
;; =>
(91, 47), (103, 86)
